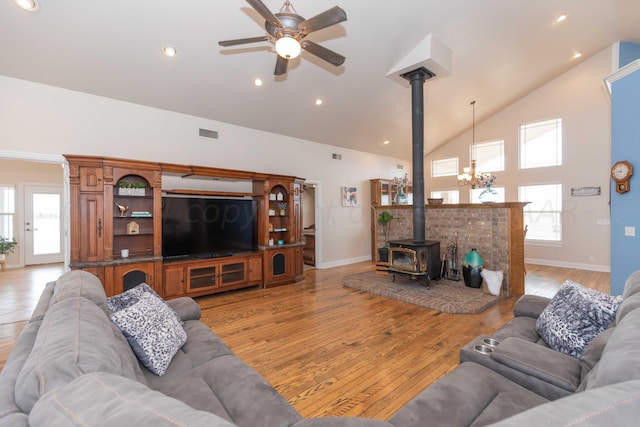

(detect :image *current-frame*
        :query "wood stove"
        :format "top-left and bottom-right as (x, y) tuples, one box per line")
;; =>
(387, 239), (441, 287)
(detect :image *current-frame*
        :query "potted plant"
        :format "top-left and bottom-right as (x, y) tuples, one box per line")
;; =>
(117, 181), (147, 196)
(377, 211), (394, 263)
(0, 236), (17, 261)
(277, 202), (287, 216)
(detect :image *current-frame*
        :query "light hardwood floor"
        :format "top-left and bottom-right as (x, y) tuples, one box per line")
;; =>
(0, 262), (609, 420)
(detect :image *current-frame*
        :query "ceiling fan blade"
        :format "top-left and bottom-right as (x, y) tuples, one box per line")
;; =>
(274, 56), (289, 75)
(301, 40), (345, 67)
(298, 6), (347, 35)
(245, 0), (283, 28)
(218, 36), (270, 47)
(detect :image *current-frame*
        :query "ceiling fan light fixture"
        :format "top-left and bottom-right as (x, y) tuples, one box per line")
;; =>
(16, 0), (39, 12)
(162, 46), (177, 57)
(275, 36), (301, 59)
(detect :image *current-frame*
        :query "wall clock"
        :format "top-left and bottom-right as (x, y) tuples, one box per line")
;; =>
(611, 160), (633, 194)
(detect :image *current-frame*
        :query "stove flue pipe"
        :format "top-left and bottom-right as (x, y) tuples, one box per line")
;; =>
(401, 67), (434, 244)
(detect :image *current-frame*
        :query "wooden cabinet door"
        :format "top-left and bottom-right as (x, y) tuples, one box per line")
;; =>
(293, 246), (304, 279)
(111, 262), (155, 296)
(265, 248), (292, 285)
(79, 193), (104, 262)
(79, 167), (104, 192)
(163, 265), (186, 298)
(248, 256), (262, 283)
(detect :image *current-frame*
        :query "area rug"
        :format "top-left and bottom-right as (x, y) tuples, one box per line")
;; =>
(342, 270), (503, 314)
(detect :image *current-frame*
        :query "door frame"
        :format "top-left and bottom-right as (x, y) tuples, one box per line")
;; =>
(0, 150), (68, 269)
(23, 184), (65, 265)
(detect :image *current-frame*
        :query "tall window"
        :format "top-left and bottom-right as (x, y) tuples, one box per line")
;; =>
(519, 184), (562, 241)
(471, 139), (505, 172)
(0, 186), (15, 239)
(431, 157), (459, 177)
(519, 118), (562, 169)
(430, 190), (459, 204)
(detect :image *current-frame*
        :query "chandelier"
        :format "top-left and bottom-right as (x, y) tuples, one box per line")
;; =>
(458, 100), (482, 188)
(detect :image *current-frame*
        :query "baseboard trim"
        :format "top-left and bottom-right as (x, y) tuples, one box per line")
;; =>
(526, 258), (610, 273)
(318, 255), (371, 270)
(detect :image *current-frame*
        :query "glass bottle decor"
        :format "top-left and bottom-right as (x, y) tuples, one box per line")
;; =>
(394, 186), (408, 205)
(462, 248), (483, 288)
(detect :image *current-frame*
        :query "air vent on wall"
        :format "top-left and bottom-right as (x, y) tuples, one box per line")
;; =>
(397, 164), (404, 169)
(199, 128), (219, 139)
(332, 153), (342, 160)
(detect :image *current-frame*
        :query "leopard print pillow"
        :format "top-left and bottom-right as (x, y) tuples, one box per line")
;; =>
(107, 283), (162, 313)
(111, 292), (187, 376)
(536, 280), (622, 358)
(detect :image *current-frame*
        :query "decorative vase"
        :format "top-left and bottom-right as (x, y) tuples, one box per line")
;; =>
(378, 247), (389, 263)
(462, 248), (484, 288)
(479, 186), (498, 203)
(394, 186), (408, 205)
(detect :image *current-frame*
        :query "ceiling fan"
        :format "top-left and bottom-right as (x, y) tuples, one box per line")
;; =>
(219, 0), (347, 75)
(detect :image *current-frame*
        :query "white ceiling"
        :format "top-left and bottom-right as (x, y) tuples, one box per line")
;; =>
(2, 0), (639, 160)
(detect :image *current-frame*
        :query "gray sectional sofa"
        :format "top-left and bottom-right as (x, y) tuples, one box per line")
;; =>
(1, 269), (640, 426)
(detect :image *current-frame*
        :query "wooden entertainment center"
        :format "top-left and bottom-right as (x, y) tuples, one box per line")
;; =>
(66, 155), (305, 298)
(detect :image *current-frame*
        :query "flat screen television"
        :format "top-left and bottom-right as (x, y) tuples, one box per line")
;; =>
(162, 196), (258, 260)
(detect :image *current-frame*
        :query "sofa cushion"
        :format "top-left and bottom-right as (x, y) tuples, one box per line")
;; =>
(489, 379), (640, 427)
(584, 308), (640, 390)
(535, 280), (621, 358)
(110, 292), (187, 376)
(0, 321), (41, 420)
(153, 355), (302, 427)
(388, 362), (548, 427)
(49, 270), (110, 315)
(14, 297), (139, 413)
(142, 320), (233, 389)
(578, 326), (615, 385)
(29, 372), (236, 427)
(616, 292), (640, 324)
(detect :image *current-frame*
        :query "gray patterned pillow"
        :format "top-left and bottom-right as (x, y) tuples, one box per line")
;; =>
(110, 292), (187, 376)
(536, 280), (622, 358)
(107, 283), (161, 313)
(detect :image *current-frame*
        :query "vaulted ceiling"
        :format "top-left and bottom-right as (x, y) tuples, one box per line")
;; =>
(2, 0), (639, 159)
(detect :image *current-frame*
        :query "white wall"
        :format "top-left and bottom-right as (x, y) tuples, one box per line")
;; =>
(0, 75), (411, 268)
(426, 46), (613, 271)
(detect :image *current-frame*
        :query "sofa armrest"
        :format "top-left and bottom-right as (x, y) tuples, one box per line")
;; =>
(166, 297), (201, 321)
(513, 295), (551, 318)
(490, 337), (581, 392)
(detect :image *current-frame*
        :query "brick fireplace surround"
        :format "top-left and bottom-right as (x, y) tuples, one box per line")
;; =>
(371, 203), (528, 297)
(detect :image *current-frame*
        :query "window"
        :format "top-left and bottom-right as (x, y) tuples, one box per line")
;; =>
(519, 118), (562, 169)
(471, 140), (504, 172)
(430, 190), (459, 204)
(0, 186), (15, 239)
(519, 184), (562, 241)
(431, 157), (459, 177)
(470, 187), (505, 203)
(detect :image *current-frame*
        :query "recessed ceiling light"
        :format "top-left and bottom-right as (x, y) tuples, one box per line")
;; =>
(162, 46), (177, 58)
(254, 78), (264, 87)
(555, 13), (568, 24)
(572, 51), (582, 59)
(383, 140), (390, 145)
(315, 98), (323, 106)
(16, 0), (39, 12)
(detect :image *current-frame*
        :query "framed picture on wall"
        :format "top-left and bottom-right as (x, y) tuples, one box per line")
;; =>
(342, 186), (358, 206)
